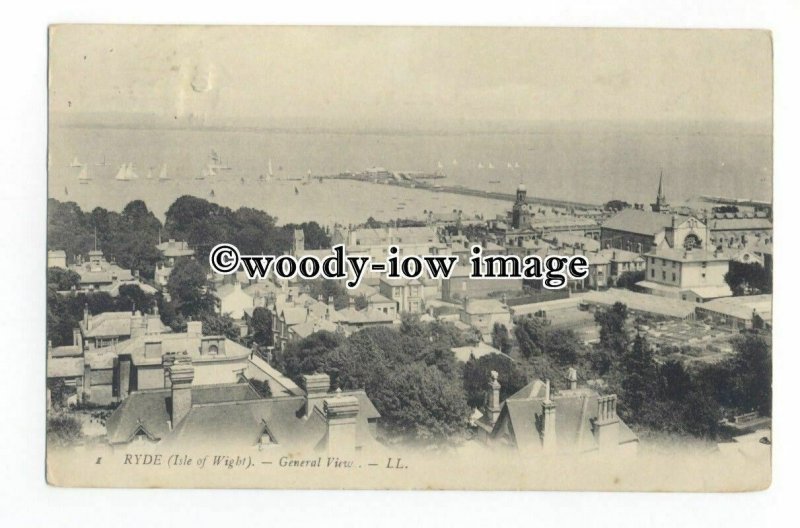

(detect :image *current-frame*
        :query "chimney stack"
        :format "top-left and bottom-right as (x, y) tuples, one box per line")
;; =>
(186, 320), (203, 336)
(567, 368), (578, 391)
(83, 303), (90, 330)
(168, 353), (194, 427)
(540, 379), (557, 453)
(487, 370), (502, 425)
(593, 394), (620, 451)
(302, 373), (331, 418)
(130, 311), (146, 339)
(323, 389), (360, 456)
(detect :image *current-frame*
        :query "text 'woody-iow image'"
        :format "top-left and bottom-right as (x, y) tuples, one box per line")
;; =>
(46, 25), (772, 491)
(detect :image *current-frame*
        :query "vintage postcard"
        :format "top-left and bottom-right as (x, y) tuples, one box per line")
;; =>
(46, 25), (772, 490)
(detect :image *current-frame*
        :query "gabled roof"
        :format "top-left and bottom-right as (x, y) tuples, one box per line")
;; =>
(107, 383), (380, 451)
(290, 318), (339, 339)
(451, 342), (508, 363)
(491, 380), (638, 454)
(105, 383), (262, 445)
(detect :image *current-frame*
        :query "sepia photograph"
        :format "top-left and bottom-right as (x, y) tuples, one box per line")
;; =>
(44, 24), (773, 491)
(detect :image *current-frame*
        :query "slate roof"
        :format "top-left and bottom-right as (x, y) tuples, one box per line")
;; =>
(491, 380), (638, 454)
(708, 217), (773, 231)
(106, 383), (380, 450)
(47, 357), (85, 378)
(82, 311), (168, 338)
(109, 331), (251, 366)
(582, 289), (696, 319)
(602, 209), (676, 236)
(698, 294), (772, 321)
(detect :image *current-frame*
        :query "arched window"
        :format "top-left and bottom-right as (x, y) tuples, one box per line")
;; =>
(683, 234), (702, 250)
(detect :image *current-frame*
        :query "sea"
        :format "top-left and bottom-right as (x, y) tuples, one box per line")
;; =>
(48, 122), (772, 226)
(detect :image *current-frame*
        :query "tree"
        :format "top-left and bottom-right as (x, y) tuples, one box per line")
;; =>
(543, 328), (583, 365)
(491, 323), (512, 354)
(354, 294), (369, 310)
(166, 258), (216, 319)
(47, 268), (81, 291)
(728, 334), (772, 416)
(724, 260), (772, 296)
(248, 378), (272, 398)
(279, 331), (344, 385)
(48, 199), (94, 260)
(463, 353), (528, 408)
(200, 313), (241, 341)
(514, 316), (547, 359)
(47, 414), (83, 447)
(372, 363), (469, 443)
(115, 284), (156, 314)
(616, 270), (645, 290)
(283, 222), (331, 250)
(604, 199), (630, 212)
(305, 279), (349, 310)
(595, 302), (629, 356)
(619, 333), (658, 420)
(248, 306), (273, 347)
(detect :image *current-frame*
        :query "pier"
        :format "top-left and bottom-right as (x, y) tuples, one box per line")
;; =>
(322, 172), (600, 211)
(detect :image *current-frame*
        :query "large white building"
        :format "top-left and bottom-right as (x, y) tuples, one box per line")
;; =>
(636, 245), (732, 303)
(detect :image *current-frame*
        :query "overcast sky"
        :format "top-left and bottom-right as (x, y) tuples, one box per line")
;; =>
(49, 26), (772, 126)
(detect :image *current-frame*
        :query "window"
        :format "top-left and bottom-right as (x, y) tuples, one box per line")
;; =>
(662, 271), (666, 281)
(650, 269), (655, 278)
(208, 344), (219, 355)
(672, 273), (676, 282)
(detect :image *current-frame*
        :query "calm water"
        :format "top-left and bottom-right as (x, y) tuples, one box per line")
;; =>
(48, 124), (772, 225)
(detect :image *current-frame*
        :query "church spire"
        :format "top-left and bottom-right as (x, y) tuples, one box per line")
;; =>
(651, 171), (669, 213)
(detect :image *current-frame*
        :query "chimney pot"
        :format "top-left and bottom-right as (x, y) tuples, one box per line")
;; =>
(593, 394), (620, 451)
(302, 373), (331, 417)
(323, 394), (359, 456)
(487, 370), (502, 425)
(186, 321), (203, 336)
(167, 354), (194, 427)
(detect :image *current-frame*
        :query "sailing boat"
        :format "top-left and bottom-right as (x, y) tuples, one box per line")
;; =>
(209, 189), (216, 198)
(488, 162), (495, 170)
(115, 164), (130, 181)
(94, 155), (109, 167)
(126, 164), (140, 180)
(145, 168), (154, 180)
(197, 164), (216, 180)
(70, 156), (81, 168)
(478, 162), (484, 169)
(294, 186), (299, 195)
(267, 158), (274, 181)
(209, 149), (231, 171)
(158, 164), (169, 181)
(78, 164), (91, 184)
(514, 162), (520, 169)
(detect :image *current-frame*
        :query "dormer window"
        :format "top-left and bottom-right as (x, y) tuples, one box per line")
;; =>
(208, 344), (219, 355)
